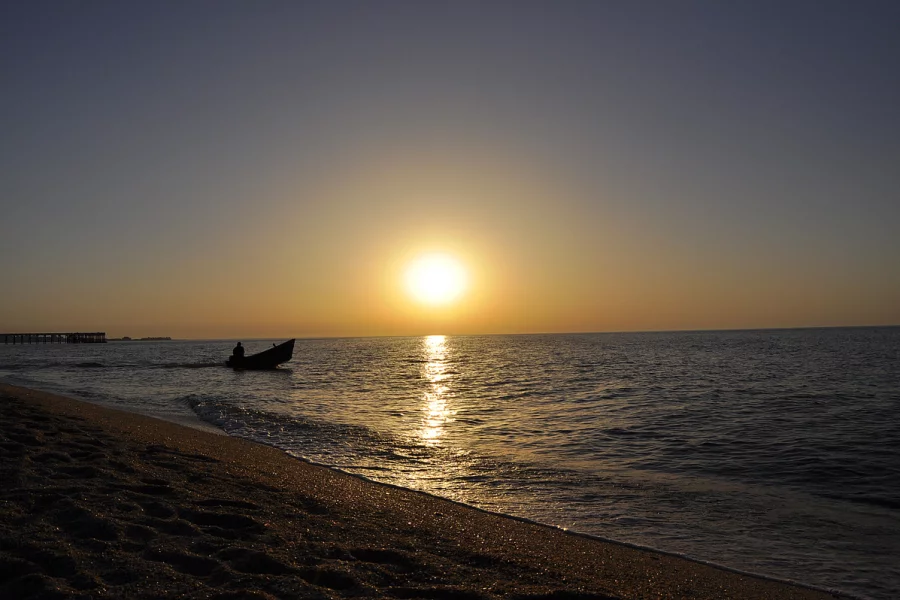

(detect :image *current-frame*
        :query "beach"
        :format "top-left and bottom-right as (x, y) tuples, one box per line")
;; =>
(0, 382), (845, 599)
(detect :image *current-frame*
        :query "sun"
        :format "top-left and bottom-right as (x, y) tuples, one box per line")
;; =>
(405, 254), (468, 306)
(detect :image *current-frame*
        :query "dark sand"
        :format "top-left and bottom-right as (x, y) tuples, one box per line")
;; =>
(0, 383), (845, 599)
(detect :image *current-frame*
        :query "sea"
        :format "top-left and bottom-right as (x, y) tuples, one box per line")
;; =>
(1, 327), (898, 599)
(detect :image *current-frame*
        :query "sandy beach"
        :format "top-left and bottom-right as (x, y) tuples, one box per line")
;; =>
(0, 382), (845, 600)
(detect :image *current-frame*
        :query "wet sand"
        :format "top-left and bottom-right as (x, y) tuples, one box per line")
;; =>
(0, 383), (845, 599)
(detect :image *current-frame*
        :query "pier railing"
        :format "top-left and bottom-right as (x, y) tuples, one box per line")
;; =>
(1, 332), (107, 344)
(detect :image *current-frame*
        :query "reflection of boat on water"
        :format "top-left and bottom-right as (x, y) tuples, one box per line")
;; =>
(226, 339), (295, 370)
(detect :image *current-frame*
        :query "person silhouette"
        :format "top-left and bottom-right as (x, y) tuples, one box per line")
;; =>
(233, 342), (245, 360)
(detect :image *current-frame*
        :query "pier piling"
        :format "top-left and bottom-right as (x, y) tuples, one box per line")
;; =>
(1, 332), (107, 344)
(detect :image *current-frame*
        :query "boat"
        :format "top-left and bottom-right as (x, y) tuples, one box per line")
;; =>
(226, 339), (295, 370)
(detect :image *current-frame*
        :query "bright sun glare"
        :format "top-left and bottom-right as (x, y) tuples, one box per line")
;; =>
(405, 254), (468, 306)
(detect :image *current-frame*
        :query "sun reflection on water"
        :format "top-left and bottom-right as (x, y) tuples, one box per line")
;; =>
(419, 335), (454, 445)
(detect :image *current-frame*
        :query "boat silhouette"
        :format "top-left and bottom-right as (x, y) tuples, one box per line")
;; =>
(226, 339), (295, 370)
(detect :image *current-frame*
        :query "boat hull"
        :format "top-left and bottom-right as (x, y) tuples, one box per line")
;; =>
(226, 339), (295, 370)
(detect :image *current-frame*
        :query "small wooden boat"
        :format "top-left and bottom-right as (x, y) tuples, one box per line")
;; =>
(226, 339), (295, 370)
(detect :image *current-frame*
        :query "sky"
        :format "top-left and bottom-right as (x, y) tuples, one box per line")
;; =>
(2, 1), (898, 338)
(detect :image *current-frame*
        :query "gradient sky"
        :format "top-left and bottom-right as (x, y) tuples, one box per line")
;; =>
(2, 1), (898, 338)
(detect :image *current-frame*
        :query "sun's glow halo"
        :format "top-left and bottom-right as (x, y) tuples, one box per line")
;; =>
(405, 254), (467, 306)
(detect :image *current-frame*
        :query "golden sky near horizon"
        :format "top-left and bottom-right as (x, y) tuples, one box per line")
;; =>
(7, 142), (897, 339)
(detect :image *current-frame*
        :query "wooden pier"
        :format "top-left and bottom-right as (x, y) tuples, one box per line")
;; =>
(1, 332), (107, 344)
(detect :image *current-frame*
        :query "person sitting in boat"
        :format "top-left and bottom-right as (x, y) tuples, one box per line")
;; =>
(232, 342), (245, 362)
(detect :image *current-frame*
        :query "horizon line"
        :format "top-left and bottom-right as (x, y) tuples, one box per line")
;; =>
(103, 323), (900, 342)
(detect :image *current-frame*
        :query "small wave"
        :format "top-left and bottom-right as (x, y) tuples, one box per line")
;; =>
(154, 362), (222, 369)
(329, 464), (391, 471)
(71, 389), (107, 400)
(606, 427), (637, 436)
(496, 390), (534, 401)
(32, 361), (72, 369)
(822, 494), (900, 511)
(484, 379), (520, 387)
(74, 362), (105, 368)
(612, 516), (646, 525)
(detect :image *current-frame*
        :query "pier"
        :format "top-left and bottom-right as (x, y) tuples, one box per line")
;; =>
(1, 332), (107, 344)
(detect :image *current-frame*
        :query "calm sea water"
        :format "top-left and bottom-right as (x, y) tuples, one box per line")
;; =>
(1, 328), (898, 599)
